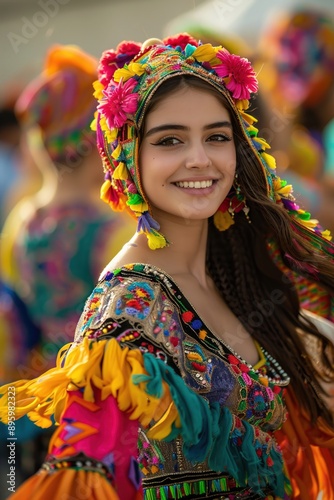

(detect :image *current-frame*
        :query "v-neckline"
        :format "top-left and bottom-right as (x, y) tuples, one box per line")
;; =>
(113, 263), (266, 370)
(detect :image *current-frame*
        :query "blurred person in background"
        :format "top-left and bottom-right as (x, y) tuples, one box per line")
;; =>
(0, 43), (135, 492)
(256, 8), (334, 232)
(1, 43), (135, 372)
(0, 107), (23, 231)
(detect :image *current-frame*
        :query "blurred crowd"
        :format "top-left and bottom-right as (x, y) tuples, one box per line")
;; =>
(1, 1), (334, 497)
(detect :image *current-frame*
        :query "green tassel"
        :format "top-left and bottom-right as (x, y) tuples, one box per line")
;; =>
(199, 480), (206, 494)
(169, 484), (176, 499)
(127, 193), (145, 205)
(160, 487), (167, 500)
(183, 483), (191, 495)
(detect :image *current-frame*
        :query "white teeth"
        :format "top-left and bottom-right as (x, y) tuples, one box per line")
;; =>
(176, 180), (213, 188)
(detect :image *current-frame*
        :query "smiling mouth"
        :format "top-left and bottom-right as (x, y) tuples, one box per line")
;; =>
(175, 180), (214, 189)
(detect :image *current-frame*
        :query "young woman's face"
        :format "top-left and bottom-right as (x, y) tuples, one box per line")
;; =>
(139, 85), (236, 224)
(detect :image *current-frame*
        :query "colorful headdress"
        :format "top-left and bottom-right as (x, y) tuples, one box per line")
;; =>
(93, 33), (331, 249)
(15, 45), (98, 166)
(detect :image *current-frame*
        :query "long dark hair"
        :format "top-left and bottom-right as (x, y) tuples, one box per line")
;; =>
(141, 75), (334, 426)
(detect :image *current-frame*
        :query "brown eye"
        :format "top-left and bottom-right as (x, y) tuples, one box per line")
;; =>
(153, 136), (181, 146)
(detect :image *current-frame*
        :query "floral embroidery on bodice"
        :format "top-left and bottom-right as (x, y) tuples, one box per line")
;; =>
(73, 263), (289, 492)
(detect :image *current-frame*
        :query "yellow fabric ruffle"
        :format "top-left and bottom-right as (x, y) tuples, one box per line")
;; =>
(0, 338), (175, 437)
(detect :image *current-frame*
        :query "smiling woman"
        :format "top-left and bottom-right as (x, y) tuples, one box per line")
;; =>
(1, 33), (334, 500)
(139, 81), (236, 225)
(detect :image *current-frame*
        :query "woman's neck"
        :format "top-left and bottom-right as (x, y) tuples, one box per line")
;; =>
(108, 217), (210, 286)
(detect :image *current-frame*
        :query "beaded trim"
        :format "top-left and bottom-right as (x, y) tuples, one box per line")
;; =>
(40, 452), (114, 482)
(144, 473), (275, 500)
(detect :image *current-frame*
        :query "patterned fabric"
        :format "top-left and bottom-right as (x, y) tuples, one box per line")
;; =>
(11, 203), (133, 371)
(0, 264), (292, 499)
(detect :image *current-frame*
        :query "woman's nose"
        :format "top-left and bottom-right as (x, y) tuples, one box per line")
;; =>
(185, 143), (212, 169)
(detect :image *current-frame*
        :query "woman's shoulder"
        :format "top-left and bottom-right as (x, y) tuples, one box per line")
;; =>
(74, 262), (176, 343)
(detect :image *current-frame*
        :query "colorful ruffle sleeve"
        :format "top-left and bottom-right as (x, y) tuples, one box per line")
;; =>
(0, 268), (290, 499)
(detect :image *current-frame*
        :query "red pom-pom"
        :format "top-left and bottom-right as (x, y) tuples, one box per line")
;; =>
(163, 33), (199, 50)
(117, 41), (142, 55)
(182, 311), (194, 323)
(98, 49), (118, 85)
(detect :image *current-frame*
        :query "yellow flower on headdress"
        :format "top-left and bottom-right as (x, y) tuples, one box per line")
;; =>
(99, 116), (118, 143)
(113, 62), (147, 83)
(193, 44), (220, 64)
(92, 80), (105, 100)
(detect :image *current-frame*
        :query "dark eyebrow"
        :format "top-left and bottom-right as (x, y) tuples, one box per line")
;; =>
(145, 121), (232, 138)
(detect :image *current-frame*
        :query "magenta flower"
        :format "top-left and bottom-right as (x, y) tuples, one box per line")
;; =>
(214, 49), (258, 100)
(98, 79), (139, 129)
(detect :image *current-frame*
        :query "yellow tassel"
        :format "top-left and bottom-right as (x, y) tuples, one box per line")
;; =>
(92, 80), (105, 100)
(128, 201), (149, 213)
(214, 210), (235, 231)
(321, 229), (332, 241)
(100, 178), (112, 203)
(146, 231), (168, 250)
(261, 152), (276, 170)
(113, 162), (128, 180)
(240, 110), (258, 125)
(111, 143), (122, 159)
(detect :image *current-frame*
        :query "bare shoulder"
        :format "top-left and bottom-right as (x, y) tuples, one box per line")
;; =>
(100, 234), (154, 276)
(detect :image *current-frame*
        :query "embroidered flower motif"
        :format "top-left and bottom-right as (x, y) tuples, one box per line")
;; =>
(214, 50), (258, 100)
(98, 79), (139, 129)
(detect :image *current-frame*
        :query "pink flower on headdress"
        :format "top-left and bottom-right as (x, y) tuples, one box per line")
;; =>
(214, 50), (258, 100)
(98, 78), (139, 129)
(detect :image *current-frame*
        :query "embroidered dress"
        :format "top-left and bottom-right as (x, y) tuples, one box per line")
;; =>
(0, 264), (292, 499)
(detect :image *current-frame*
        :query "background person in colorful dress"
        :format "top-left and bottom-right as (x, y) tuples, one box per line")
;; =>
(1, 34), (334, 500)
(0, 43), (135, 493)
(256, 7), (334, 233)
